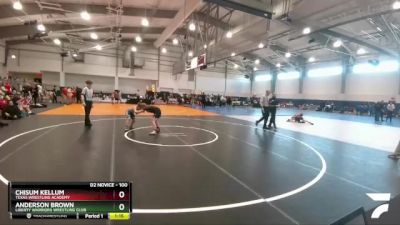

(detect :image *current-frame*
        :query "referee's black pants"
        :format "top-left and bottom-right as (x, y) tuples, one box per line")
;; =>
(84, 101), (93, 126)
(268, 107), (277, 128)
(256, 106), (270, 128)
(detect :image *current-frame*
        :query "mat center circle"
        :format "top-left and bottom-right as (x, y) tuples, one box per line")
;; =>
(124, 125), (219, 147)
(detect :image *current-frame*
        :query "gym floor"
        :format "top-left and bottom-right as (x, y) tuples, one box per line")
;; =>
(0, 103), (399, 225)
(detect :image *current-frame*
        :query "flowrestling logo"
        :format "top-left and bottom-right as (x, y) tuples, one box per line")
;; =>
(367, 193), (391, 219)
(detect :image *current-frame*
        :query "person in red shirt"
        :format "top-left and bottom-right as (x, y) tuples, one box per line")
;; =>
(4, 83), (11, 95)
(0, 98), (7, 111)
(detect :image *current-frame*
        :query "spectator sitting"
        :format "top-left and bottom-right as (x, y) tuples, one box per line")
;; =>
(323, 102), (334, 112)
(19, 94), (33, 116)
(0, 90), (8, 127)
(3, 99), (22, 120)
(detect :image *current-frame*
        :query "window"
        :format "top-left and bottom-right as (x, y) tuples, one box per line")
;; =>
(307, 66), (342, 77)
(352, 60), (399, 74)
(277, 71), (300, 80)
(255, 74), (272, 81)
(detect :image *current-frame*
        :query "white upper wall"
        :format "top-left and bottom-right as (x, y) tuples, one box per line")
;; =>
(276, 78), (299, 99)
(159, 71), (195, 93)
(346, 72), (399, 102)
(302, 75), (342, 100)
(253, 70), (272, 97)
(196, 70), (225, 95)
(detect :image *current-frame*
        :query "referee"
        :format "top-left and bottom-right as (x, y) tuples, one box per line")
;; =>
(256, 90), (271, 129)
(81, 80), (94, 127)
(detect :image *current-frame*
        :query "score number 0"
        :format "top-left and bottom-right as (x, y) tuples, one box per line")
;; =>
(118, 191), (126, 211)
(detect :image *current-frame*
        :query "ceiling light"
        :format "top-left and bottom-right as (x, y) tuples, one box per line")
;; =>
(131, 46), (137, 52)
(37, 24), (46, 32)
(141, 18), (149, 27)
(333, 39), (342, 48)
(234, 64), (239, 69)
(255, 59), (260, 65)
(80, 11), (91, 21)
(53, 38), (61, 45)
(203, 44), (207, 49)
(172, 38), (178, 45)
(253, 67), (258, 71)
(72, 53), (78, 57)
(188, 51), (193, 57)
(135, 36), (142, 43)
(90, 32), (98, 40)
(258, 43), (264, 48)
(276, 63), (281, 68)
(308, 57), (316, 62)
(302, 27), (311, 35)
(226, 31), (233, 38)
(13, 1), (22, 10)
(393, 1), (400, 9)
(231, 52), (236, 57)
(285, 52), (291, 58)
(11, 54), (16, 59)
(95, 45), (102, 51)
(161, 47), (167, 54)
(357, 48), (367, 55)
(189, 22), (196, 31)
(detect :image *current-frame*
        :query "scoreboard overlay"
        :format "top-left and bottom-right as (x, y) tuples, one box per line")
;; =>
(8, 182), (132, 220)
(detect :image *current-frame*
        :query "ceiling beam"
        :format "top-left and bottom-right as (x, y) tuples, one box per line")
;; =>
(6, 37), (158, 46)
(154, 0), (203, 48)
(288, 0), (399, 41)
(0, 3), (177, 19)
(320, 29), (398, 58)
(241, 52), (275, 70)
(203, 0), (272, 19)
(0, 24), (81, 39)
(193, 12), (230, 31)
(269, 45), (300, 69)
(377, 15), (400, 48)
(0, 3), (230, 37)
(309, 31), (356, 61)
(0, 24), (187, 39)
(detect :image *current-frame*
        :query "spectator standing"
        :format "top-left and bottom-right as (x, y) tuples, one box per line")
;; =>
(227, 96), (232, 106)
(37, 83), (43, 103)
(52, 86), (58, 103)
(220, 95), (226, 106)
(66, 87), (74, 104)
(76, 86), (82, 103)
(386, 101), (396, 123)
(201, 92), (206, 109)
(374, 101), (382, 123)
(32, 83), (39, 105)
(380, 100), (385, 122)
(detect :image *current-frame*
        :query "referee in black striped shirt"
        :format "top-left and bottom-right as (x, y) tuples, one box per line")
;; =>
(81, 80), (94, 127)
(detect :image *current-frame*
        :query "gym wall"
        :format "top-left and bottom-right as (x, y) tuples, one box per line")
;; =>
(0, 40), (5, 77)
(4, 43), (400, 101)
